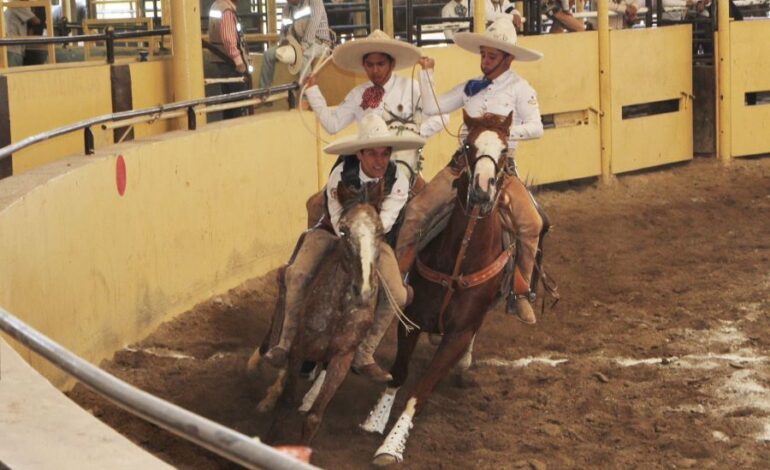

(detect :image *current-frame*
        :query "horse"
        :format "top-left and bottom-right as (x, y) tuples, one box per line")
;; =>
(246, 182), (388, 444)
(360, 111), (516, 465)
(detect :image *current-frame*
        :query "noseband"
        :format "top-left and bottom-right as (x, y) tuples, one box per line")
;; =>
(457, 143), (508, 218)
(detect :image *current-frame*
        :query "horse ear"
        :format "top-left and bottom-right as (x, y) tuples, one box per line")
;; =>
(503, 111), (513, 130)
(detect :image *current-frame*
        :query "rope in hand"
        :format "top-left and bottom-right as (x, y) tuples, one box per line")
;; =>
(411, 62), (465, 148)
(377, 268), (420, 333)
(296, 47), (334, 144)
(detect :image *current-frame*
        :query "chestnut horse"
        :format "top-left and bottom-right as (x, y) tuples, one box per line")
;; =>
(247, 182), (387, 444)
(362, 111), (515, 465)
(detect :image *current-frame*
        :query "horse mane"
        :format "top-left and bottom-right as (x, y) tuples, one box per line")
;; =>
(336, 179), (386, 212)
(463, 110), (512, 148)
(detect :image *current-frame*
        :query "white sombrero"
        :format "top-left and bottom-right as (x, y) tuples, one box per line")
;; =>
(276, 35), (304, 75)
(332, 30), (422, 74)
(324, 114), (426, 155)
(454, 18), (543, 62)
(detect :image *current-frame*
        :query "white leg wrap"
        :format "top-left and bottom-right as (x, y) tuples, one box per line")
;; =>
(360, 388), (399, 434)
(298, 369), (326, 413)
(373, 410), (413, 465)
(457, 335), (476, 371)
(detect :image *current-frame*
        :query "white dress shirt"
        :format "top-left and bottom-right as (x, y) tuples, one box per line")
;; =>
(485, 0), (521, 23)
(305, 74), (447, 138)
(420, 69), (543, 150)
(326, 163), (410, 235)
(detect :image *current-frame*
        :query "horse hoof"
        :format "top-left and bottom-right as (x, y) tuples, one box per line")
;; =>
(246, 349), (262, 374)
(372, 453), (399, 467)
(256, 399), (276, 414)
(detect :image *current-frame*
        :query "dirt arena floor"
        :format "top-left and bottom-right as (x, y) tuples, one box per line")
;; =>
(69, 156), (770, 469)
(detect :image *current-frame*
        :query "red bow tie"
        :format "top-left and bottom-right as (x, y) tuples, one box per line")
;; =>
(360, 85), (385, 110)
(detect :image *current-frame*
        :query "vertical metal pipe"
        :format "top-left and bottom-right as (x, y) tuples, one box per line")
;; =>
(406, 0), (414, 43)
(383, 0), (395, 36)
(716, 0), (731, 162)
(370, 0), (381, 31)
(106, 27), (115, 64)
(473, 0), (485, 35)
(597, 0), (613, 182)
(170, 1), (206, 129)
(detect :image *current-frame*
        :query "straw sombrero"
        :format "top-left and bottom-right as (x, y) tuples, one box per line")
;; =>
(276, 35), (304, 75)
(454, 18), (543, 62)
(332, 30), (422, 74)
(324, 114), (426, 155)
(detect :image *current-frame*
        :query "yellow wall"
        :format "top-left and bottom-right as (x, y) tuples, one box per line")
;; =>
(0, 112), (317, 387)
(729, 20), (770, 158)
(5, 63), (114, 175)
(609, 26), (693, 173)
(129, 59), (175, 138)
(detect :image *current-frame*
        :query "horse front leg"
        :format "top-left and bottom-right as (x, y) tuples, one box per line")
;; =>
(301, 351), (354, 444)
(360, 323), (421, 435)
(372, 329), (475, 466)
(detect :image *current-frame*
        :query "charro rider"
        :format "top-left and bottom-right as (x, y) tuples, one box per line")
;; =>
(261, 114), (425, 381)
(302, 30), (448, 224)
(398, 18), (545, 324)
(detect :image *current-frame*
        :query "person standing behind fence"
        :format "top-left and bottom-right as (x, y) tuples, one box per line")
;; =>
(587, 0), (640, 29)
(3, 5), (41, 67)
(442, 0), (470, 40)
(208, 0), (251, 119)
(258, 0), (331, 89)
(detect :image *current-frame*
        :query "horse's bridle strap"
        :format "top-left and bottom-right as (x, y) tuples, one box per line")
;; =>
(416, 247), (512, 291)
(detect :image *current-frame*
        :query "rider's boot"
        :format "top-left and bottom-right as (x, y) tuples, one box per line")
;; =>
(352, 301), (395, 382)
(505, 266), (536, 324)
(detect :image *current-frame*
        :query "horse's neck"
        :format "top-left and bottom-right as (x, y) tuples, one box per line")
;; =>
(430, 194), (503, 275)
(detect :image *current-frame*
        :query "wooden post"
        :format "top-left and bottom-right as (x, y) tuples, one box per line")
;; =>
(597, 0), (613, 182)
(717, 0), (731, 162)
(383, 0), (394, 36)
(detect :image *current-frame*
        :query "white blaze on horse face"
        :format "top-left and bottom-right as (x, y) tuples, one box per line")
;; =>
(473, 130), (506, 194)
(350, 214), (378, 300)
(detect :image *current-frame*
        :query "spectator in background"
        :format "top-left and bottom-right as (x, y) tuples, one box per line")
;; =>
(258, 0), (331, 89)
(441, 0), (470, 40)
(4, 5), (41, 67)
(661, 0), (711, 20)
(587, 0), (640, 29)
(208, 0), (252, 119)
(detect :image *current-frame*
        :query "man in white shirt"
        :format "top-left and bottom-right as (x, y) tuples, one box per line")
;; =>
(587, 0), (640, 29)
(4, 5), (41, 67)
(399, 18), (545, 324)
(303, 30), (447, 224)
(305, 29), (446, 140)
(442, 0), (470, 40)
(260, 114), (426, 382)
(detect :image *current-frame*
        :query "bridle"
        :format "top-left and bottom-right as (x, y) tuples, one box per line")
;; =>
(414, 128), (513, 333)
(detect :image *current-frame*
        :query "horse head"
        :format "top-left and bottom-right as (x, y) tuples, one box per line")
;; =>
(336, 181), (386, 305)
(384, 110), (423, 177)
(461, 110), (512, 214)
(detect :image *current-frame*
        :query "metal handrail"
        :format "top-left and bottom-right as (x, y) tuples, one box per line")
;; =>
(0, 82), (299, 164)
(0, 306), (317, 470)
(0, 27), (171, 64)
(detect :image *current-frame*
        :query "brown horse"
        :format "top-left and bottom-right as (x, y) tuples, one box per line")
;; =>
(247, 183), (387, 444)
(361, 111), (515, 465)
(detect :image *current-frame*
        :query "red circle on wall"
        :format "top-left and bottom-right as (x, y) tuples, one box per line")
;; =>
(116, 155), (127, 196)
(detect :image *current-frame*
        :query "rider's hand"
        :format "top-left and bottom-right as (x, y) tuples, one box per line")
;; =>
(512, 13), (523, 31)
(418, 56), (435, 71)
(236, 62), (247, 74)
(304, 73), (317, 88)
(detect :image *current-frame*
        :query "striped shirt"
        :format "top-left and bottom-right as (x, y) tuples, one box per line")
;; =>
(283, 0), (330, 47)
(220, 9), (243, 66)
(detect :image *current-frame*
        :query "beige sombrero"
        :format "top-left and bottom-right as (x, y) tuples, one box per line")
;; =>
(454, 18), (543, 62)
(276, 35), (304, 75)
(324, 114), (426, 155)
(332, 30), (422, 74)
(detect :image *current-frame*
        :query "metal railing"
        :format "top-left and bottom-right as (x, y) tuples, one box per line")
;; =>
(0, 306), (317, 470)
(0, 82), (298, 166)
(0, 27), (171, 65)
